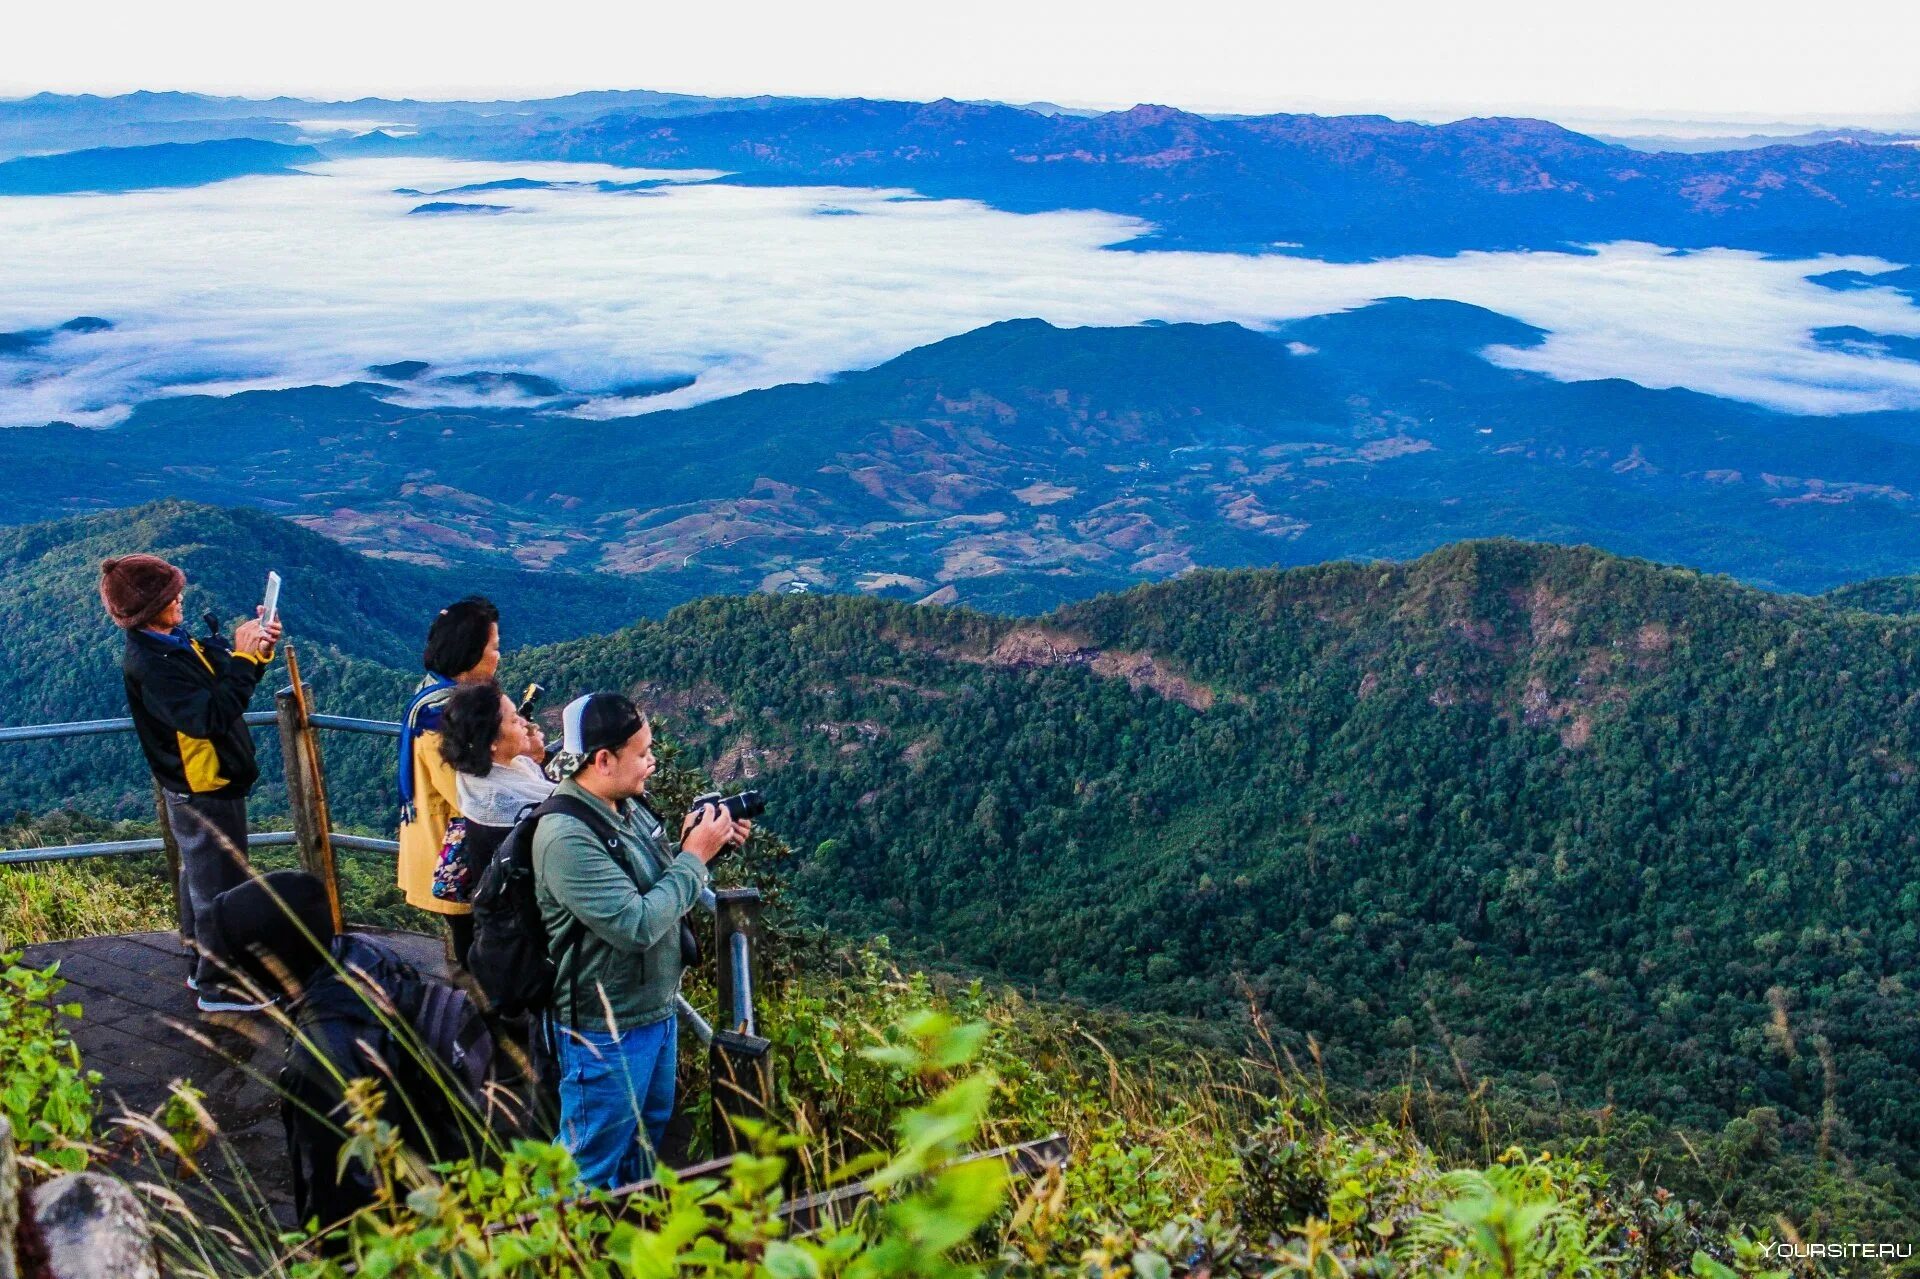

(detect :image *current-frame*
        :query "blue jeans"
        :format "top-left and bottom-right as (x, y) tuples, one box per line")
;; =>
(553, 1013), (677, 1189)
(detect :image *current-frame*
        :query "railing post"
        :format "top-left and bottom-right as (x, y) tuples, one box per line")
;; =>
(710, 887), (770, 1157)
(274, 658), (344, 933)
(710, 1030), (772, 1157)
(150, 780), (184, 942)
(713, 888), (762, 1034)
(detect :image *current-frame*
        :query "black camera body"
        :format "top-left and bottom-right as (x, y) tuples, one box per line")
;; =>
(693, 790), (766, 824)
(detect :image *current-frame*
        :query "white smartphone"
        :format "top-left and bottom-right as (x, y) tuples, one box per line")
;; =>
(262, 571), (282, 627)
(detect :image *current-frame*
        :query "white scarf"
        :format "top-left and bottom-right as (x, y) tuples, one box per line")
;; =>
(455, 755), (556, 828)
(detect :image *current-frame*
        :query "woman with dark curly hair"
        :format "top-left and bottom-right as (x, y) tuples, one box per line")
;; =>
(431, 680), (555, 906)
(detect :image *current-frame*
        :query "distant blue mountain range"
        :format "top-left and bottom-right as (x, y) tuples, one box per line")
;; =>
(0, 315), (111, 353)
(0, 138), (318, 194)
(6, 93), (1920, 262)
(0, 89), (830, 160)
(1812, 265), (1920, 306)
(406, 200), (510, 215)
(4, 91), (1919, 602)
(506, 99), (1920, 261)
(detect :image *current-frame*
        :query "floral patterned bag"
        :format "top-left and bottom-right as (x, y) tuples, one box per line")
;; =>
(431, 817), (473, 902)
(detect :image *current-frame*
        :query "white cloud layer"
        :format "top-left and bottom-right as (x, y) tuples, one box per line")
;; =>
(2, 158), (1919, 430)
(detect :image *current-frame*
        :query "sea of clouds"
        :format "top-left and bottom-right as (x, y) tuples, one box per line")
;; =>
(2, 157), (1919, 429)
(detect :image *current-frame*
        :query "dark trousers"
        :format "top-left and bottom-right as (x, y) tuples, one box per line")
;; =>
(448, 912), (475, 969)
(162, 790), (251, 984)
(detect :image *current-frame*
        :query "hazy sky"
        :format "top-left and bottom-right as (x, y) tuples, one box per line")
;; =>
(8, 0), (1920, 122)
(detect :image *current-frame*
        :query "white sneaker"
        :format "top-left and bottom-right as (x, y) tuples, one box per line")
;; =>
(196, 989), (275, 1014)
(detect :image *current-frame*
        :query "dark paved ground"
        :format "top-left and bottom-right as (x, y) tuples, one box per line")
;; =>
(22, 927), (449, 1226)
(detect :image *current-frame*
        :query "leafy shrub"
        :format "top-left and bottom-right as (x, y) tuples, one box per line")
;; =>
(283, 1013), (1009, 1279)
(1237, 1125), (1329, 1238)
(0, 950), (98, 1172)
(0, 912), (1808, 1278)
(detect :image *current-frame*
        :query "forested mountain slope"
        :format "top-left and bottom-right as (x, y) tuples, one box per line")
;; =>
(1821, 573), (1920, 616)
(503, 539), (1920, 1213)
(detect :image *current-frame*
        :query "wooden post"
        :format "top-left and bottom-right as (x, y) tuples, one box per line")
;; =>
(274, 647), (344, 933)
(710, 887), (769, 1156)
(289, 648), (345, 934)
(272, 688), (317, 878)
(150, 780), (184, 943)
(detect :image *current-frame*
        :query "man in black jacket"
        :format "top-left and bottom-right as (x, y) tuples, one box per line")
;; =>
(100, 553), (281, 1012)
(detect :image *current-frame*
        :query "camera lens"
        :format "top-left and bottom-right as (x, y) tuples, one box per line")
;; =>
(723, 791), (766, 822)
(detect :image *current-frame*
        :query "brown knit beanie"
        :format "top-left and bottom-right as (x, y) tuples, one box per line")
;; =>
(99, 554), (186, 630)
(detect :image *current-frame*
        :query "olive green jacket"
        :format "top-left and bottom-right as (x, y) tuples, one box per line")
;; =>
(532, 778), (711, 1029)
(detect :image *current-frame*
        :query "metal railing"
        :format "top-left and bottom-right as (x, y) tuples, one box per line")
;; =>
(0, 829), (402, 867)
(0, 664), (768, 1141)
(0, 705), (397, 868)
(0, 713), (271, 744)
(0, 696), (403, 869)
(729, 931), (756, 1037)
(0, 709), (398, 746)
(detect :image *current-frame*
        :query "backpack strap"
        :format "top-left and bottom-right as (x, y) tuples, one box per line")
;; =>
(536, 793), (644, 1026)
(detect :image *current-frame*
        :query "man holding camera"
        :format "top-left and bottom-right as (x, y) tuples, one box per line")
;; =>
(534, 692), (749, 1188)
(100, 553), (281, 1013)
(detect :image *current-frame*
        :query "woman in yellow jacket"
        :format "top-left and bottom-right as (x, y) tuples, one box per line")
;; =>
(396, 595), (501, 966)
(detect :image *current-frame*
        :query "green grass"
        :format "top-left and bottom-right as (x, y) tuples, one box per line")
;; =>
(0, 861), (174, 948)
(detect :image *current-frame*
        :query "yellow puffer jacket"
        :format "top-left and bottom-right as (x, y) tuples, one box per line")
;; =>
(397, 729), (468, 915)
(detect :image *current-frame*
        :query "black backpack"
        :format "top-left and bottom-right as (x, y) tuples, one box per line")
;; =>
(282, 934), (492, 1231)
(466, 792), (624, 1017)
